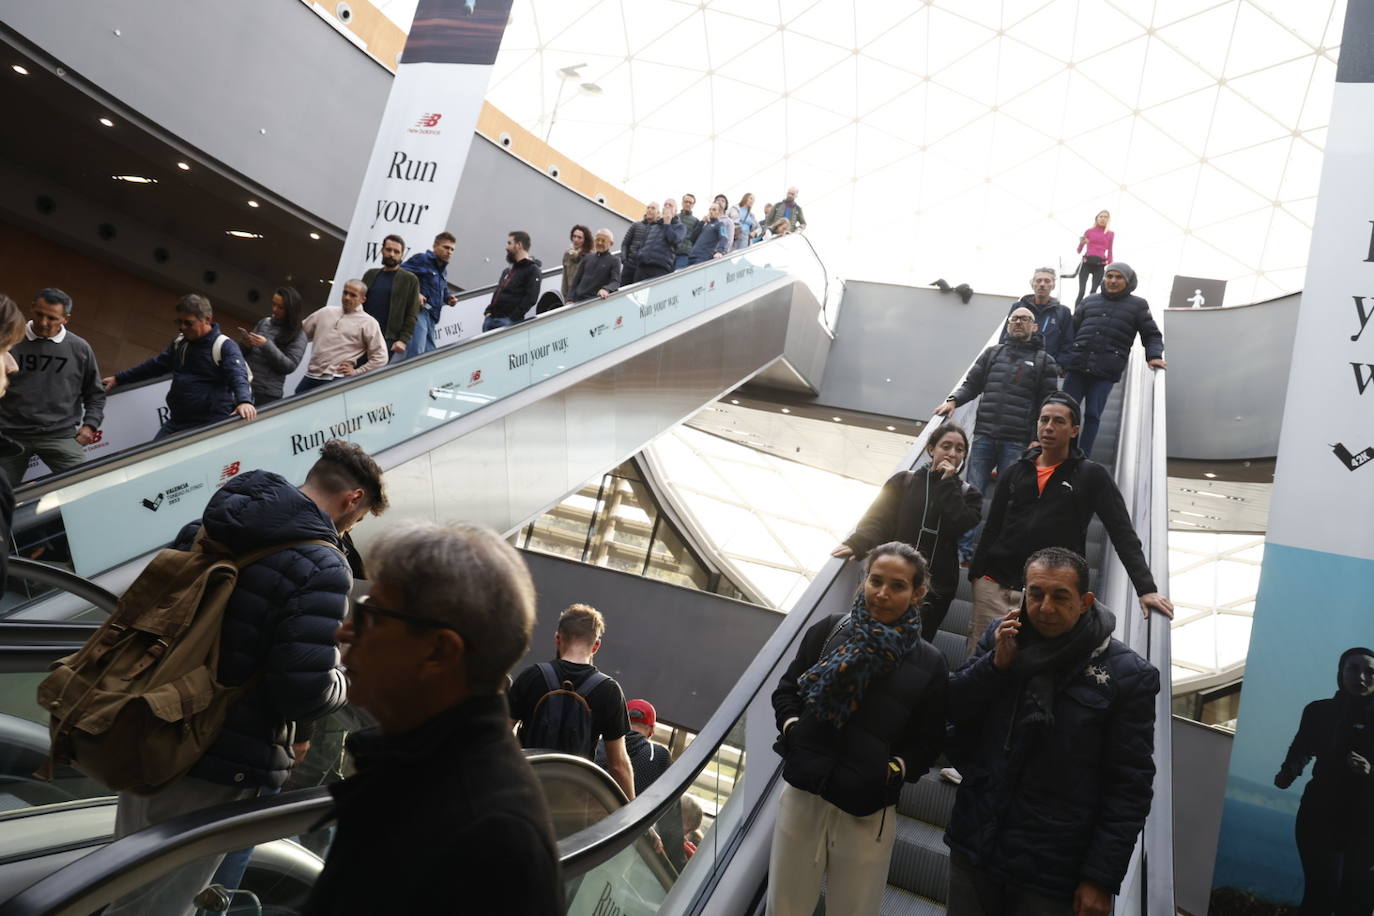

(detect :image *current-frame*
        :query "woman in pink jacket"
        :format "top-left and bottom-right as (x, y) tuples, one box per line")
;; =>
(1074, 210), (1114, 305)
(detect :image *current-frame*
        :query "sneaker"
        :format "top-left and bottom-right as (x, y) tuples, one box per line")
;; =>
(940, 766), (963, 785)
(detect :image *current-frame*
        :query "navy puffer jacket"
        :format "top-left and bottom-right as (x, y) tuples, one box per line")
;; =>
(948, 335), (1060, 444)
(1063, 264), (1164, 381)
(179, 470), (351, 789)
(944, 611), (1159, 897)
(636, 218), (686, 271)
(115, 325), (254, 428)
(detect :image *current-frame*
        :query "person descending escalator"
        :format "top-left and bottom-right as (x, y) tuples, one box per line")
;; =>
(766, 542), (948, 916)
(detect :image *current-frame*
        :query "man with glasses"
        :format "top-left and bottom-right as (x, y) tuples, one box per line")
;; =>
(935, 306), (1060, 565)
(304, 522), (563, 914)
(103, 293), (255, 439)
(103, 439), (387, 916)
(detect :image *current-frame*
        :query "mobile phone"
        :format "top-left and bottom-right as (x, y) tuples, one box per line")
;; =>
(1014, 593), (1029, 645)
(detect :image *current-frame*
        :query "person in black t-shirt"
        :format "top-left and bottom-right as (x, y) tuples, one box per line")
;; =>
(509, 604), (635, 799)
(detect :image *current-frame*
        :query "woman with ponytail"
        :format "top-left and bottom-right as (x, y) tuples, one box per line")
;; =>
(1274, 647), (1374, 914)
(766, 542), (949, 916)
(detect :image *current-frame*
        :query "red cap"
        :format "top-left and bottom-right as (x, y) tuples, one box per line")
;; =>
(626, 699), (656, 731)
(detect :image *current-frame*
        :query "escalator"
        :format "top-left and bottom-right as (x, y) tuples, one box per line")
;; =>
(8, 233), (838, 593)
(0, 307), (1170, 915)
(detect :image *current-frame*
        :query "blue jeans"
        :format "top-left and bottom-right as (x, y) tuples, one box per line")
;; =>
(482, 315), (517, 332)
(674, 254), (689, 270)
(1062, 371), (1115, 458)
(294, 375), (336, 395)
(408, 310), (437, 356)
(959, 436), (1026, 559)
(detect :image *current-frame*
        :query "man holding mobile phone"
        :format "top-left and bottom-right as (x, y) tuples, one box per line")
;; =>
(944, 547), (1159, 916)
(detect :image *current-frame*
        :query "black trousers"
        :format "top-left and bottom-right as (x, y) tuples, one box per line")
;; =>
(1296, 798), (1374, 915)
(1075, 259), (1105, 305)
(920, 589), (956, 643)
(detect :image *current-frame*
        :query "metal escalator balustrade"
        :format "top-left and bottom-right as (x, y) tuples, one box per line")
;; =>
(13, 234), (834, 581)
(552, 322), (1174, 915)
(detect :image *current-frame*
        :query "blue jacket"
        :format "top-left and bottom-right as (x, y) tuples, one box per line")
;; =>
(688, 219), (730, 264)
(401, 250), (452, 323)
(636, 218), (686, 271)
(1000, 296), (1074, 368)
(116, 325), (253, 428)
(944, 612), (1158, 897)
(179, 470), (351, 789)
(1064, 268), (1164, 382)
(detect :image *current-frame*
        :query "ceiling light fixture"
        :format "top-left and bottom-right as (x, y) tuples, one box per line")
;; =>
(176, 161), (191, 171)
(11, 64), (29, 76)
(246, 200), (260, 208)
(780, 408), (790, 414)
(226, 230), (263, 239)
(112, 175), (157, 184)
(1203, 472), (1217, 479)
(98, 117), (115, 128)
(730, 399), (739, 405)
(832, 416), (842, 422)
(309, 232), (321, 240)
(886, 425), (896, 431)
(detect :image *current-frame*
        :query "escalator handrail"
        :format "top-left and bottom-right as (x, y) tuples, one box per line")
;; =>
(1101, 346), (1174, 914)
(556, 314), (1009, 881)
(4, 558), (119, 613)
(14, 235), (806, 504)
(0, 752), (644, 916)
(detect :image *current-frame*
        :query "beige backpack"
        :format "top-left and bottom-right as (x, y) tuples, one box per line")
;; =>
(36, 530), (339, 795)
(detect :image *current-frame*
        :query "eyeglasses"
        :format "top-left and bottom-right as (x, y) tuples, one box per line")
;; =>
(348, 587), (455, 635)
(1007, 316), (1034, 324)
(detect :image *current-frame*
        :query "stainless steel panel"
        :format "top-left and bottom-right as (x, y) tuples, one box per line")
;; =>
(429, 419), (514, 532)
(350, 451), (438, 557)
(504, 394), (572, 527)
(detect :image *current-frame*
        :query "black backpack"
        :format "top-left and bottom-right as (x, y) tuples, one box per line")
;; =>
(520, 663), (609, 758)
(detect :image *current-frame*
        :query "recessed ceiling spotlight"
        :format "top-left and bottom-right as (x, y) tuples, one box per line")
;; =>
(886, 425), (896, 431)
(11, 64), (29, 76)
(309, 231), (321, 240)
(226, 230), (263, 239)
(246, 200), (260, 208)
(1203, 472), (1217, 479)
(730, 399), (739, 405)
(98, 117), (115, 128)
(832, 416), (842, 422)
(112, 175), (157, 184)
(780, 408), (790, 414)
(176, 161), (191, 171)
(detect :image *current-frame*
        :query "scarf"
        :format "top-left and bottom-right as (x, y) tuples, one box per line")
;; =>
(1009, 601), (1115, 730)
(798, 592), (923, 729)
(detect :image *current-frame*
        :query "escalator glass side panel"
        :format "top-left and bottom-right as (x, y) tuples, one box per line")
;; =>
(30, 239), (819, 579)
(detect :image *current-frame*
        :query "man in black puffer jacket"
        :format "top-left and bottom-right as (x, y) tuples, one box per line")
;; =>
(619, 203), (655, 285)
(945, 548), (1158, 915)
(1062, 262), (1166, 457)
(634, 199), (686, 281)
(936, 307), (1060, 564)
(104, 440), (387, 916)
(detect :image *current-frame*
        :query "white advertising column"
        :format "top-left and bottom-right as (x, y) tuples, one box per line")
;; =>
(327, 0), (513, 307)
(1210, 2), (1374, 908)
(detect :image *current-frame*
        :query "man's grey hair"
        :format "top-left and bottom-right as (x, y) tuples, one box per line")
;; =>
(35, 288), (73, 315)
(595, 228), (615, 243)
(344, 278), (368, 295)
(367, 522), (535, 692)
(1033, 267), (1056, 279)
(175, 293), (213, 320)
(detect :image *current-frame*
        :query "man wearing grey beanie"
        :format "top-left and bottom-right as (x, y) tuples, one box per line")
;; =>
(1060, 261), (1166, 457)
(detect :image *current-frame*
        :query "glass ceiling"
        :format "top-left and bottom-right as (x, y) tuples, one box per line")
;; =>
(645, 426), (878, 610)
(376, 0), (1344, 305)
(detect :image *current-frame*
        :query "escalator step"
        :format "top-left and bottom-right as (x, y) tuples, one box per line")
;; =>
(932, 630), (966, 672)
(886, 814), (951, 901)
(939, 598), (972, 641)
(898, 771), (957, 829)
(816, 877), (947, 915)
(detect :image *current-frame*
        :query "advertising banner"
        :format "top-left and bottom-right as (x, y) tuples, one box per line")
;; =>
(51, 244), (796, 576)
(1209, 5), (1374, 913)
(327, 0), (514, 289)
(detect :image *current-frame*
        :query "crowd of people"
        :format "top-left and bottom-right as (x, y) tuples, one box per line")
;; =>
(0, 186), (808, 479)
(0, 200), (1185, 915)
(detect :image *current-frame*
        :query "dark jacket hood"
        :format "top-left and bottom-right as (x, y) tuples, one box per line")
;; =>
(201, 469), (340, 553)
(1102, 262), (1138, 299)
(1016, 294), (1063, 311)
